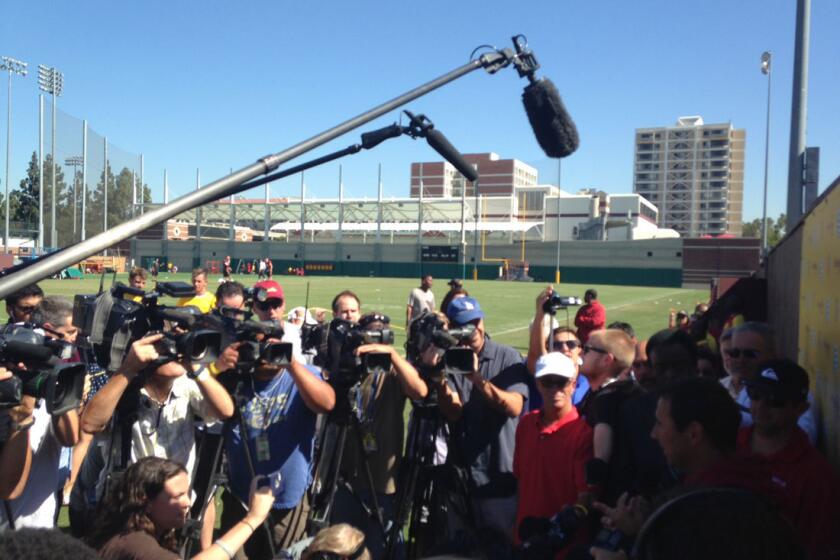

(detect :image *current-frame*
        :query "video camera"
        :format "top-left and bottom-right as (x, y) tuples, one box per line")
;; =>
(326, 317), (394, 387)
(542, 294), (582, 315)
(406, 312), (476, 377)
(0, 325), (86, 416)
(75, 281), (221, 372)
(219, 317), (293, 374)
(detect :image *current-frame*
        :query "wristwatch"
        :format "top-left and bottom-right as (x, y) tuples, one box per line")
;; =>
(187, 365), (208, 381)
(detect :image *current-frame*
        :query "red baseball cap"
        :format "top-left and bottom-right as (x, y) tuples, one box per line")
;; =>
(253, 280), (284, 301)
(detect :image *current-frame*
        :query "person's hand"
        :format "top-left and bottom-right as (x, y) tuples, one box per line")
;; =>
(214, 342), (241, 373)
(589, 548), (629, 560)
(8, 394), (36, 426)
(121, 333), (165, 377)
(419, 345), (443, 368)
(536, 285), (554, 314)
(593, 492), (650, 537)
(245, 475), (275, 525)
(355, 344), (395, 358)
(466, 352), (482, 384)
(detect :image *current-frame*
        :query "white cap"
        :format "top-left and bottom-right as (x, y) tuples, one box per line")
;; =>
(535, 352), (576, 379)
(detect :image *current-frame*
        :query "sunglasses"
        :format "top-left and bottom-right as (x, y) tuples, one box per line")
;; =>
(725, 348), (760, 359)
(13, 304), (36, 314)
(746, 385), (791, 408)
(254, 299), (283, 311)
(537, 376), (572, 390)
(553, 340), (580, 351)
(583, 345), (608, 356)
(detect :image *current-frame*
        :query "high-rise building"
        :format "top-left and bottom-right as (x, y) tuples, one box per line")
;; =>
(410, 152), (538, 198)
(633, 116), (744, 237)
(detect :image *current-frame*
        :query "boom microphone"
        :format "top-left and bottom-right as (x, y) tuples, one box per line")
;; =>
(522, 78), (579, 158)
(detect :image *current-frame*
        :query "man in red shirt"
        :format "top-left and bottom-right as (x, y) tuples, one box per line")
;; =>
(574, 289), (605, 344)
(737, 359), (840, 560)
(513, 352), (593, 543)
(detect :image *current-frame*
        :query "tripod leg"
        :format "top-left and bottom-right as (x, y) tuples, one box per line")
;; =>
(307, 423), (349, 532)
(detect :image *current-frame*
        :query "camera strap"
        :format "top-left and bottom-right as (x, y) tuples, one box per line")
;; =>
(2, 500), (14, 530)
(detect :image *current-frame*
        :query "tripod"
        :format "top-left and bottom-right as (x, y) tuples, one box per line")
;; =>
(307, 380), (385, 536)
(384, 383), (475, 559)
(181, 378), (278, 559)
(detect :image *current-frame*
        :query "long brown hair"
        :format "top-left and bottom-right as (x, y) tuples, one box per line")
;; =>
(87, 456), (187, 552)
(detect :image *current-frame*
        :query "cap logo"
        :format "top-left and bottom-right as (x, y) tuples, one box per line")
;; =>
(462, 301), (474, 311)
(760, 368), (779, 381)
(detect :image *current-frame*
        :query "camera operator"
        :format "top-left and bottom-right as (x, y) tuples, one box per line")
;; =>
(249, 280), (305, 364)
(0, 368), (35, 506)
(328, 311), (427, 560)
(332, 290), (361, 323)
(0, 298), (81, 531)
(87, 456), (275, 560)
(80, 333), (234, 504)
(440, 296), (529, 537)
(5, 284), (44, 325)
(216, 311), (336, 557)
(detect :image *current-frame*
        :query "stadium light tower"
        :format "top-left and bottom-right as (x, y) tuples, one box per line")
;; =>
(760, 51), (772, 254)
(65, 155), (83, 240)
(38, 64), (63, 249)
(1, 56), (27, 252)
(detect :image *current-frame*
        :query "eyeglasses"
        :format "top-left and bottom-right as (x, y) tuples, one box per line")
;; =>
(537, 376), (572, 390)
(583, 345), (608, 356)
(13, 304), (36, 314)
(553, 340), (580, 351)
(725, 348), (760, 359)
(746, 385), (791, 408)
(254, 299), (283, 311)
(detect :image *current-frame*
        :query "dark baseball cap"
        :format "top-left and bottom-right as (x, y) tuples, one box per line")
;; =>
(746, 359), (809, 403)
(447, 278), (463, 288)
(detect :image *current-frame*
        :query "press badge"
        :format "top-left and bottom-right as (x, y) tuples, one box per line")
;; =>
(256, 433), (271, 462)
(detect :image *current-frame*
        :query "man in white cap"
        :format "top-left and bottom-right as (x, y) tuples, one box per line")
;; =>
(513, 352), (593, 543)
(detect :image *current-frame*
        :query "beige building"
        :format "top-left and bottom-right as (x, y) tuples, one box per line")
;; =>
(633, 116), (744, 237)
(410, 152), (538, 198)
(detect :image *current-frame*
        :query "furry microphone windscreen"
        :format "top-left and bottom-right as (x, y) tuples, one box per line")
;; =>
(522, 78), (580, 158)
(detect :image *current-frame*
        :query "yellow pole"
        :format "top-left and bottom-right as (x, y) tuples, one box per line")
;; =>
(555, 269), (561, 284)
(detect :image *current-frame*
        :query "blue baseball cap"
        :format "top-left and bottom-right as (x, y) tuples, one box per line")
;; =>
(446, 296), (484, 325)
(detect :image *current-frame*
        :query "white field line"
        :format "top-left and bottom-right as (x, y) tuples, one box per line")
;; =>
(492, 289), (692, 337)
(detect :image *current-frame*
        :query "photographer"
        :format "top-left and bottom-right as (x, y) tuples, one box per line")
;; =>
(441, 296), (529, 536)
(217, 314), (335, 557)
(328, 312), (427, 560)
(88, 456), (275, 560)
(80, 333), (234, 499)
(0, 298), (82, 530)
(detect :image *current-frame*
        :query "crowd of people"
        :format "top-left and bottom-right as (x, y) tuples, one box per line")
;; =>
(0, 270), (837, 560)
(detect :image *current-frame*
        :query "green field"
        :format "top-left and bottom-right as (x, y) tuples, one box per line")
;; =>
(23, 273), (707, 352)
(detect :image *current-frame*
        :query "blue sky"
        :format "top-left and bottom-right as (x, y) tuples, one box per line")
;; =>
(2, 0), (839, 223)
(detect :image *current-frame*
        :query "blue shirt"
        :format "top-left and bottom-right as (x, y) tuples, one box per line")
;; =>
(225, 366), (321, 509)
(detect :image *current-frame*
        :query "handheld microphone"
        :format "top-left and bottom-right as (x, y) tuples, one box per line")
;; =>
(425, 128), (479, 182)
(522, 78), (579, 158)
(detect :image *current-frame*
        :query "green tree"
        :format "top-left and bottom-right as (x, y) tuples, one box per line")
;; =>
(12, 151), (41, 230)
(742, 213), (786, 248)
(87, 165), (151, 239)
(742, 218), (761, 238)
